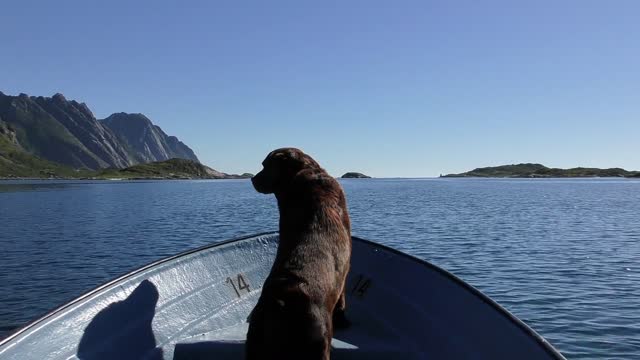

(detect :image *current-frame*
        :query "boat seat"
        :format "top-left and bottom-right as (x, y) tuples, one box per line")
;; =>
(172, 321), (420, 360)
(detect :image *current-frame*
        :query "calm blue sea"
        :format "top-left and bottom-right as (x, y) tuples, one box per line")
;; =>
(1, 178), (639, 359)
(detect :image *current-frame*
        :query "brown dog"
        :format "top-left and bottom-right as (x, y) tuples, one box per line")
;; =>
(246, 148), (351, 360)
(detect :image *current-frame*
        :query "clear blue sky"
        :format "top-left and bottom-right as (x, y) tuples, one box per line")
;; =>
(2, 1), (638, 177)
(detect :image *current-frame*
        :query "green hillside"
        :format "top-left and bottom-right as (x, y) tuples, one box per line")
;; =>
(0, 120), (89, 178)
(443, 163), (639, 178)
(94, 158), (251, 180)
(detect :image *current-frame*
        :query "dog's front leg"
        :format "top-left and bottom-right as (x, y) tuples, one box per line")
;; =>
(332, 284), (350, 329)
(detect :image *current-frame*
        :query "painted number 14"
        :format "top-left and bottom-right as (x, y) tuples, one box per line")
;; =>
(226, 273), (251, 298)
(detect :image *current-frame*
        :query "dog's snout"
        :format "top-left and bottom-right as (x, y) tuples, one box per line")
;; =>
(251, 172), (260, 187)
(251, 171), (271, 194)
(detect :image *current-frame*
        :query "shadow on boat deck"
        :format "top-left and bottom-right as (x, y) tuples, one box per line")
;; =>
(77, 279), (163, 360)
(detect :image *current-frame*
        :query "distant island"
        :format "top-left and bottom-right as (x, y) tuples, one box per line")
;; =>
(341, 172), (371, 179)
(442, 163), (640, 178)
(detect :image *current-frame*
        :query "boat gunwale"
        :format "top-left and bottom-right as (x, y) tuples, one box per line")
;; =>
(0, 232), (278, 347)
(0, 232), (566, 360)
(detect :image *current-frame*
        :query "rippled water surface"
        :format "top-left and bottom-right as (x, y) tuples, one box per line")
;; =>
(1, 178), (639, 359)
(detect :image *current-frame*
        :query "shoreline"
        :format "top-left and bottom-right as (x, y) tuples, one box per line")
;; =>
(0, 177), (252, 181)
(2, 176), (639, 181)
(440, 175), (640, 179)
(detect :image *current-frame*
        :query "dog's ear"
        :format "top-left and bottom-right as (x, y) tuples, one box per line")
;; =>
(279, 148), (321, 171)
(251, 152), (295, 194)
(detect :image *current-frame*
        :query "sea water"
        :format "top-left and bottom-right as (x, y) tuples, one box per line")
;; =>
(1, 178), (639, 359)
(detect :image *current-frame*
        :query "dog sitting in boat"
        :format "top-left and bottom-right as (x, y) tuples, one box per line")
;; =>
(247, 147), (352, 360)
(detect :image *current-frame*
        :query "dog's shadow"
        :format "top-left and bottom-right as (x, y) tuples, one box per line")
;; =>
(77, 280), (163, 360)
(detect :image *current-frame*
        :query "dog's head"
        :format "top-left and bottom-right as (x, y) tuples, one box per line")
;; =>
(252, 148), (320, 194)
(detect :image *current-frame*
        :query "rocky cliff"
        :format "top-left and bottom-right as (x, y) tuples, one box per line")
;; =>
(101, 113), (198, 165)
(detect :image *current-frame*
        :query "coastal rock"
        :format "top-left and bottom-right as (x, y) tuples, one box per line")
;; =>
(0, 119), (18, 145)
(341, 172), (371, 179)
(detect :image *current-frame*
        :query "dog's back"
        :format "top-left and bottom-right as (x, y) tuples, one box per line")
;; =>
(274, 167), (351, 288)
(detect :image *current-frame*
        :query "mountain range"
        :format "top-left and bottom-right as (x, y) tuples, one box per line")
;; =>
(0, 91), (199, 171)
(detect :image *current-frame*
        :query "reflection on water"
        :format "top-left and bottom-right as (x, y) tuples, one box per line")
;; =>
(0, 182), (72, 193)
(1, 178), (640, 359)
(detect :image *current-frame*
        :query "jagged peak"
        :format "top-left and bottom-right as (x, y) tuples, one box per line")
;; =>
(153, 124), (167, 134)
(78, 102), (93, 115)
(103, 112), (152, 122)
(52, 93), (67, 102)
